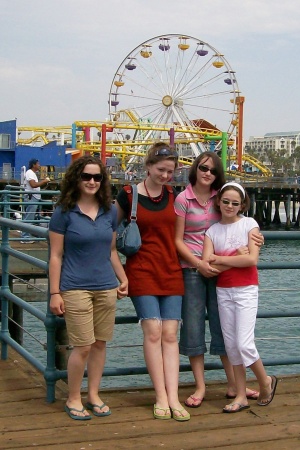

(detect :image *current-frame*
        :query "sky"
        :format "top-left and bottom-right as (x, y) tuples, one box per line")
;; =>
(0, 0), (299, 141)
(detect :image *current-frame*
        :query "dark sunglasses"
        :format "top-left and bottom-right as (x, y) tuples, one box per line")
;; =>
(155, 148), (178, 158)
(80, 172), (103, 182)
(221, 199), (241, 207)
(198, 164), (218, 176)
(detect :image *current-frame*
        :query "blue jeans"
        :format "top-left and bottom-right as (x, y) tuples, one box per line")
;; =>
(21, 199), (38, 239)
(179, 269), (226, 357)
(131, 295), (182, 321)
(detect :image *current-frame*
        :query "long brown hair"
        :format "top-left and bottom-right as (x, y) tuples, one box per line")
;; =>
(57, 156), (112, 211)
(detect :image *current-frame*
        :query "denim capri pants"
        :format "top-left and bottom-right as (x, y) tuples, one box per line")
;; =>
(131, 295), (182, 321)
(179, 269), (226, 357)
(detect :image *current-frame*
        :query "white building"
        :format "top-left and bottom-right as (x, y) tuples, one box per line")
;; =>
(245, 131), (300, 158)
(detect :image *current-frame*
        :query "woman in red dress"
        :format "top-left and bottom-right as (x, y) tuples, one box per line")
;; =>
(115, 143), (189, 421)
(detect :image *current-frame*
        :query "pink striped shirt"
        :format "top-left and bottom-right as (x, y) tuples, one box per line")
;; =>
(174, 184), (221, 268)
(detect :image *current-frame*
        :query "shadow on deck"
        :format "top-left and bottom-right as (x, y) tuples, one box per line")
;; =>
(0, 347), (299, 450)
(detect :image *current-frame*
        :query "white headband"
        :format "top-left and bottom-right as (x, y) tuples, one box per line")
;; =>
(220, 182), (245, 199)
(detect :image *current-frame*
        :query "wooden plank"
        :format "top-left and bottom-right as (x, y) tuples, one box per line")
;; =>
(0, 349), (299, 449)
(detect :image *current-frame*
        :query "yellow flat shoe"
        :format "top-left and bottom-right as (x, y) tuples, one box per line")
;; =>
(153, 404), (171, 420)
(170, 407), (190, 421)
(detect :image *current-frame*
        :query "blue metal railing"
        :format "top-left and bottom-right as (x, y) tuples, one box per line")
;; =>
(1, 191), (300, 402)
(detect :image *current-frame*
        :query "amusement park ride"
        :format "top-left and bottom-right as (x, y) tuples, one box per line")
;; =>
(16, 34), (271, 178)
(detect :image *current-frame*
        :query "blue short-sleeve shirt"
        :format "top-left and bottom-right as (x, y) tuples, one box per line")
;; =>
(49, 204), (118, 291)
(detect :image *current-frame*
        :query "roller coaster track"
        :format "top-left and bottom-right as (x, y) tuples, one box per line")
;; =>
(228, 154), (272, 176)
(16, 117), (271, 176)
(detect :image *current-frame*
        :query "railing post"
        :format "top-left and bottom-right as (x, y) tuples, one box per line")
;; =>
(8, 276), (23, 345)
(44, 309), (58, 403)
(0, 217), (10, 360)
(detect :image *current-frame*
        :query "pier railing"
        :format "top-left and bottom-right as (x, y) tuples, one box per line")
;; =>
(1, 191), (300, 402)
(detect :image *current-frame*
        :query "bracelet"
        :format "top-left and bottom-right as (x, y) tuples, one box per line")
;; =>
(50, 292), (60, 295)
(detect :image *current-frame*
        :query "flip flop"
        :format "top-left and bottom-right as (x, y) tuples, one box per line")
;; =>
(153, 404), (171, 420)
(257, 375), (278, 406)
(64, 404), (91, 421)
(170, 407), (191, 421)
(86, 402), (111, 416)
(226, 389), (259, 400)
(223, 402), (250, 414)
(184, 395), (204, 408)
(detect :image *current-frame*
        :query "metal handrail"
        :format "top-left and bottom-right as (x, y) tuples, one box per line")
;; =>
(1, 191), (300, 402)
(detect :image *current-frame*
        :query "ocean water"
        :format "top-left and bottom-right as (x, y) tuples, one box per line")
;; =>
(22, 240), (300, 390)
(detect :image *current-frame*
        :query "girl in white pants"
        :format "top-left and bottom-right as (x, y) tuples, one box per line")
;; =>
(203, 182), (277, 413)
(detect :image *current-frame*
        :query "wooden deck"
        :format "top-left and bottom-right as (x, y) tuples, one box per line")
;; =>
(0, 347), (299, 450)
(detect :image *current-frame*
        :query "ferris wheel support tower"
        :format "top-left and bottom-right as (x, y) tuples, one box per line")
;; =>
(235, 96), (245, 171)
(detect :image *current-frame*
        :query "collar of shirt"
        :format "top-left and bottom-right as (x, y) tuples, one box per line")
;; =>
(185, 183), (218, 201)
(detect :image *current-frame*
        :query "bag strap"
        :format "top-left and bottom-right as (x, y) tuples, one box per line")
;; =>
(130, 184), (138, 222)
(165, 184), (173, 194)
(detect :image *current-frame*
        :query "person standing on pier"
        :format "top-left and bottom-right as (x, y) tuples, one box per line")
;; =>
(174, 153), (263, 408)
(21, 158), (50, 243)
(115, 143), (190, 421)
(203, 182), (277, 412)
(49, 156), (128, 421)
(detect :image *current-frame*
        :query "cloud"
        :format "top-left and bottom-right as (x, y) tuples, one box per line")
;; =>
(0, 0), (299, 139)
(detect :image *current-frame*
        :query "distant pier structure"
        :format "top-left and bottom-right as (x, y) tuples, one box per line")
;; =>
(238, 180), (300, 229)
(110, 178), (300, 230)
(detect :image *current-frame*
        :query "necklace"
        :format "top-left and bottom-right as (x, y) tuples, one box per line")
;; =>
(144, 179), (164, 203)
(199, 197), (210, 206)
(193, 187), (211, 206)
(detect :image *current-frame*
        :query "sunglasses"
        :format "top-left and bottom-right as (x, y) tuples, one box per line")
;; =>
(80, 172), (103, 182)
(221, 199), (241, 207)
(155, 148), (178, 158)
(198, 165), (218, 176)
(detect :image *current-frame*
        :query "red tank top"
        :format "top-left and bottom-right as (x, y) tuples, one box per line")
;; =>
(124, 186), (184, 297)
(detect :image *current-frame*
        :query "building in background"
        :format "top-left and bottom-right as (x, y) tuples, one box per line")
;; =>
(245, 131), (300, 158)
(0, 119), (71, 183)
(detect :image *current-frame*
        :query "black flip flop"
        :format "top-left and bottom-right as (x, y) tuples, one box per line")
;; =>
(257, 375), (278, 406)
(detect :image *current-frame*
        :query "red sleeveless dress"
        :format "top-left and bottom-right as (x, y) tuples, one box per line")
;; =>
(124, 186), (184, 297)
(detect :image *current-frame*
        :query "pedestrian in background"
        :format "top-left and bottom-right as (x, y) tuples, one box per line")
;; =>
(21, 158), (49, 243)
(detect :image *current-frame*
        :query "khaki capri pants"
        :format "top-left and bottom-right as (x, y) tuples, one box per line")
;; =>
(61, 288), (117, 346)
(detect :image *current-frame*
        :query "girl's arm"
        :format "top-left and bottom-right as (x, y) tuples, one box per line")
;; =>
(115, 200), (126, 225)
(208, 227), (260, 268)
(110, 231), (128, 299)
(49, 231), (65, 316)
(252, 231), (264, 247)
(175, 215), (218, 277)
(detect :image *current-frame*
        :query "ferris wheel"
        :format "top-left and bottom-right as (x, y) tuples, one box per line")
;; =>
(108, 34), (240, 157)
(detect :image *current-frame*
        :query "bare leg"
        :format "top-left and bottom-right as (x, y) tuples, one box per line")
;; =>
(66, 345), (91, 417)
(250, 358), (274, 404)
(86, 340), (110, 414)
(185, 354), (205, 406)
(223, 364), (248, 411)
(161, 320), (189, 418)
(220, 355), (236, 395)
(221, 355), (259, 399)
(142, 319), (169, 415)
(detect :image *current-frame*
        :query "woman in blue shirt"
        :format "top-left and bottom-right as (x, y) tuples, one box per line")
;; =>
(49, 156), (128, 420)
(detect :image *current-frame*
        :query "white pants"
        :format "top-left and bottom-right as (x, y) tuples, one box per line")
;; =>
(216, 285), (259, 367)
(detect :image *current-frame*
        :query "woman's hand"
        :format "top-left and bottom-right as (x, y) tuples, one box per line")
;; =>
(197, 259), (220, 278)
(50, 294), (65, 316)
(236, 246), (250, 255)
(117, 280), (129, 299)
(252, 231), (264, 247)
